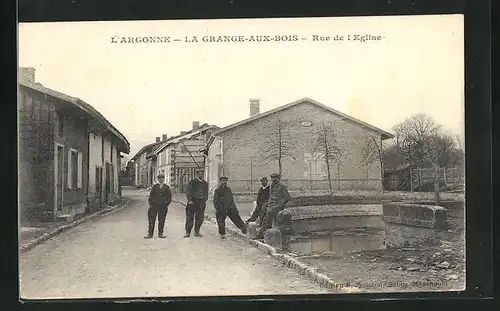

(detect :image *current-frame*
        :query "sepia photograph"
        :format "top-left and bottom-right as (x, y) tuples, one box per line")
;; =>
(18, 14), (466, 299)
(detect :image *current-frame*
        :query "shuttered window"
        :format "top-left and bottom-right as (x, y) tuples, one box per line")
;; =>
(68, 149), (83, 189)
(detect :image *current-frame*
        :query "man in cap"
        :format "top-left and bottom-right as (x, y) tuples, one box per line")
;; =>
(184, 168), (209, 237)
(145, 173), (172, 239)
(213, 176), (247, 239)
(246, 176), (270, 226)
(254, 173), (291, 240)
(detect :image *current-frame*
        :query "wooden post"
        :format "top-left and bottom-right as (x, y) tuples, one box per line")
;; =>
(250, 160), (253, 192)
(443, 167), (448, 185)
(337, 162), (341, 191)
(418, 167), (422, 191)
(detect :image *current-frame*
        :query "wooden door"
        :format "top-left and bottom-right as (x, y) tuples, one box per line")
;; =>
(95, 167), (102, 209)
(105, 163), (111, 205)
(55, 145), (64, 212)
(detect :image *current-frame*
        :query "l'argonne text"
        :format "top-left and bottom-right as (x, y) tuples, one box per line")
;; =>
(110, 34), (385, 44)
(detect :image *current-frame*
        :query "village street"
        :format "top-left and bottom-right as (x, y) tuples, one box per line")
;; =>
(19, 188), (330, 299)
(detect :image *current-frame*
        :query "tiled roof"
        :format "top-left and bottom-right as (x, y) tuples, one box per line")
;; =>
(19, 80), (130, 153)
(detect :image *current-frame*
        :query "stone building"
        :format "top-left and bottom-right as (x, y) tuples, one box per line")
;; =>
(150, 122), (218, 193)
(18, 67), (129, 222)
(205, 97), (394, 193)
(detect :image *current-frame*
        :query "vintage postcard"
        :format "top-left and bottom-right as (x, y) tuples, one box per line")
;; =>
(18, 15), (465, 299)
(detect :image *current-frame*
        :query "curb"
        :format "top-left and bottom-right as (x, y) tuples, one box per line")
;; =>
(171, 199), (361, 293)
(20, 199), (131, 254)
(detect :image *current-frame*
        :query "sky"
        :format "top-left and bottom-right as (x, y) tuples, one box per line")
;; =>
(18, 15), (464, 158)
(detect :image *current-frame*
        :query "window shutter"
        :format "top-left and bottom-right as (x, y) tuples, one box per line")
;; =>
(67, 149), (72, 188)
(78, 151), (83, 188)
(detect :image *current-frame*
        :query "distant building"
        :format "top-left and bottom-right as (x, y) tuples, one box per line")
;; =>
(18, 67), (130, 222)
(149, 122), (218, 193)
(205, 98), (395, 193)
(128, 140), (164, 188)
(129, 122), (218, 192)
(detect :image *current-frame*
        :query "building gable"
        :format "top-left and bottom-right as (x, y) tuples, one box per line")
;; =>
(212, 97), (394, 140)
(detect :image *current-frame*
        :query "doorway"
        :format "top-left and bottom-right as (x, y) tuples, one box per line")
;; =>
(105, 162), (111, 205)
(54, 145), (64, 212)
(95, 166), (103, 210)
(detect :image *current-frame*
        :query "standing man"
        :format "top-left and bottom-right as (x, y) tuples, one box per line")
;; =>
(246, 177), (270, 226)
(213, 176), (248, 239)
(184, 169), (209, 237)
(145, 173), (172, 239)
(254, 173), (291, 240)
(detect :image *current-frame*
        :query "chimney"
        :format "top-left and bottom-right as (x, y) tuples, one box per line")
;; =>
(249, 98), (260, 117)
(162, 134), (168, 141)
(155, 137), (161, 143)
(192, 121), (200, 131)
(19, 67), (36, 83)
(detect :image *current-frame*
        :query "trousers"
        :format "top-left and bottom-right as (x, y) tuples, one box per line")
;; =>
(148, 206), (168, 235)
(185, 199), (206, 234)
(257, 205), (284, 237)
(216, 206), (246, 235)
(247, 203), (267, 226)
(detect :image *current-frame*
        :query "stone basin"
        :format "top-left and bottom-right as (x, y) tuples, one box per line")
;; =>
(274, 202), (448, 254)
(289, 228), (386, 255)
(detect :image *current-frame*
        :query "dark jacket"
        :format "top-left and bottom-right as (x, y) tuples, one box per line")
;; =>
(148, 183), (172, 208)
(268, 182), (291, 210)
(213, 185), (236, 210)
(186, 178), (209, 202)
(256, 185), (271, 206)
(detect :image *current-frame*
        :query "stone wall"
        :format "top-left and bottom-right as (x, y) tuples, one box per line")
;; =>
(383, 202), (447, 229)
(277, 204), (384, 235)
(217, 101), (385, 192)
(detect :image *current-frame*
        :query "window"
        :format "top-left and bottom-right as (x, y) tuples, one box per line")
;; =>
(32, 99), (40, 120)
(55, 111), (64, 137)
(25, 96), (32, 118)
(68, 149), (83, 189)
(161, 149), (167, 166)
(110, 145), (114, 163)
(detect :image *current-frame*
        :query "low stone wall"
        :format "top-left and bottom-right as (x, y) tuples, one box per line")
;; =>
(384, 222), (440, 247)
(287, 196), (384, 207)
(382, 202), (447, 229)
(278, 205), (384, 235)
(290, 229), (387, 254)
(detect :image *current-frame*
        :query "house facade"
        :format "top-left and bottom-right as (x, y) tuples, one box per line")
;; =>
(205, 98), (395, 193)
(18, 67), (129, 222)
(150, 122), (218, 193)
(129, 140), (163, 188)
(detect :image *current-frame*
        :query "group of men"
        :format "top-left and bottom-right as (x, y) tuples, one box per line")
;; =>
(144, 169), (291, 241)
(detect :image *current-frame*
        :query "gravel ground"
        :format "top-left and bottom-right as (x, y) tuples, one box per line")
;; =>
(296, 201), (466, 293)
(19, 189), (330, 300)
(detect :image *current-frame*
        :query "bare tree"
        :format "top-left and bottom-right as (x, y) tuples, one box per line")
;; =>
(360, 134), (385, 192)
(314, 122), (344, 194)
(426, 131), (461, 205)
(393, 114), (441, 191)
(261, 113), (296, 176)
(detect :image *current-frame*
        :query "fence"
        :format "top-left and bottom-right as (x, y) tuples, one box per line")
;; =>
(416, 167), (465, 185)
(226, 178), (383, 193)
(384, 166), (465, 192)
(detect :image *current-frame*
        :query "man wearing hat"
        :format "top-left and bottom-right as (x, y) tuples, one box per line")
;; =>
(145, 173), (172, 239)
(246, 176), (270, 226)
(184, 168), (209, 237)
(255, 173), (291, 240)
(213, 176), (247, 239)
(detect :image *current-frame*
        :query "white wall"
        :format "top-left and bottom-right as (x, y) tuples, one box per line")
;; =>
(103, 136), (112, 163)
(134, 162), (139, 186)
(88, 133), (103, 194)
(112, 144), (119, 193)
(157, 147), (173, 185)
(207, 136), (222, 195)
